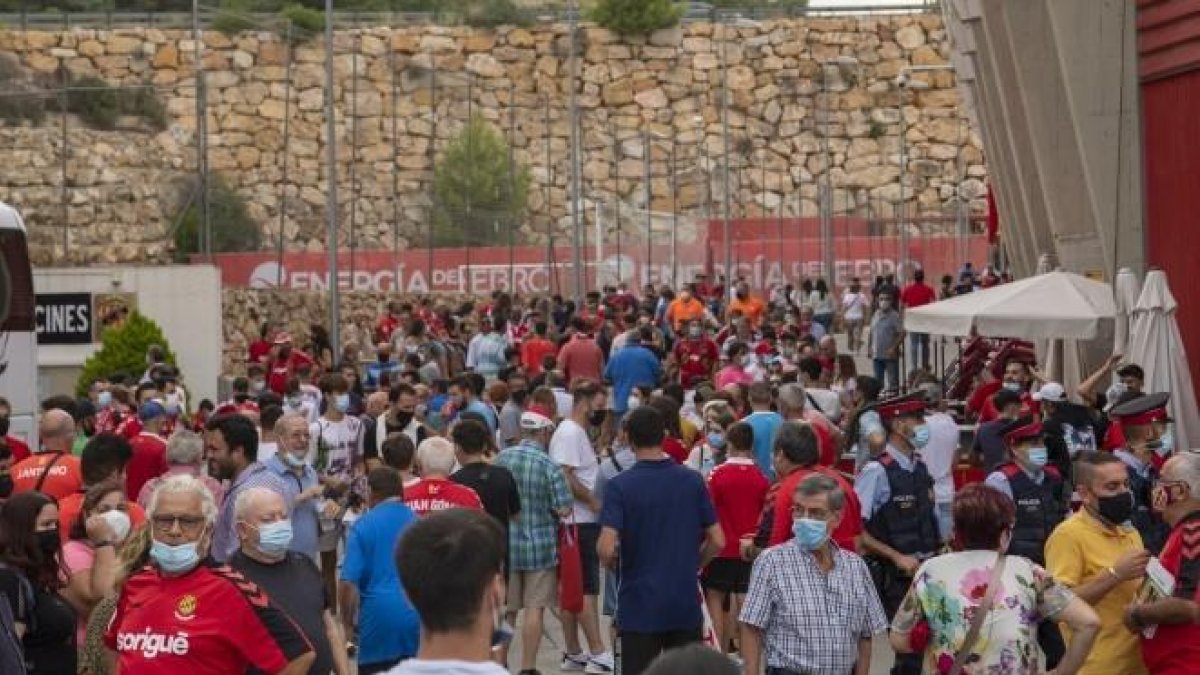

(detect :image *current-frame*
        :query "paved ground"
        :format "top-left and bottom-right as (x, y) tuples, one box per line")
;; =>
(502, 607), (898, 674)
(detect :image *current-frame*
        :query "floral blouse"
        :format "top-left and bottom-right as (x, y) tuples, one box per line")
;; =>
(891, 550), (1073, 675)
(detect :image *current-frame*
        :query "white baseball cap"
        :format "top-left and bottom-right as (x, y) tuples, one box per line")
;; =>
(1032, 382), (1067, 403)
(519, 406), (556, 431)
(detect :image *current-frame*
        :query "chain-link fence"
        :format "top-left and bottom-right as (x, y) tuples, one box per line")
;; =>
(0, 2), (989, 298)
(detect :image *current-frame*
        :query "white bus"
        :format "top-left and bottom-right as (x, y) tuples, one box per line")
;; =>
(0, 201), (37, 449)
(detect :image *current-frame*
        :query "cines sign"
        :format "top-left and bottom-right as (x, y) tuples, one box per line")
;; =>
(35, 293), (93, 345)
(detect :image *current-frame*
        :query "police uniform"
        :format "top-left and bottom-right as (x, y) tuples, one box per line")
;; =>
(855, 395), (939, 675)
(1110, 393), (1173, 554)
(984, 420), (1068, 668)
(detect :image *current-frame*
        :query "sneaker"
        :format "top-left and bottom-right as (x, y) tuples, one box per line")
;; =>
(561, 653), (589, 672)
(585, 651), (615, 674)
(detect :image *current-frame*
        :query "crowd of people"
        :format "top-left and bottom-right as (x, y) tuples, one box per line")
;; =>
(0, 264), (1195, 675)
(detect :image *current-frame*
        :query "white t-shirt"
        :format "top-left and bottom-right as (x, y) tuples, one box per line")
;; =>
(552, 388), (573, 420)
(257, 440), (279, 466)
(922, 411), (960, 504)
(386, 660), (508, 675)
(309, 416), (363, 480)
(549, 419), (599, 523)
(284, 398), (319, 425)
(842, 291), (868, 320)
(805, 387), (843, 423)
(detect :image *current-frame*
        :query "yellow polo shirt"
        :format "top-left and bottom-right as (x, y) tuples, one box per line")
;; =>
(1045, 510), (1147, 675)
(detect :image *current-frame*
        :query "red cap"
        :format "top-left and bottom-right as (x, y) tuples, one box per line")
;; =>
(877, 395), (926, 422)
(272, 331), (292, 345)
(1004, 421), (1043, 446)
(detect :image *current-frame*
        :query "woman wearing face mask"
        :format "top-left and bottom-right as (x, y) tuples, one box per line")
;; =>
(108, 475), (315, 673)
(716, 342), (755, 391)
(890, 484), (1100, 675)
(0, 491), (77, 674)
(78, 524), (152, 675)
(62, 482), (131, 647)
(687, 402), (736, 477)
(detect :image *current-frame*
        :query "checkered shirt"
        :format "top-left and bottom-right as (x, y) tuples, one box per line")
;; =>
(740, 540), (888, 675)
(494, 441), (572, 571)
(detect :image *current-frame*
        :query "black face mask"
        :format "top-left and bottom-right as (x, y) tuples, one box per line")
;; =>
(36, 529), (59, 558)
(0, 473), (12, 500)
(1096, 491), (1134, 525)
(588, 409), (608, 427)
(511, 390), (528, 405)
(394, 411), (415, 428)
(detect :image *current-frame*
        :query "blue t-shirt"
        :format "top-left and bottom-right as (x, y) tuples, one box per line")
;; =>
(744, 410), (784, 479)
(604, 345), (662, 414)
(465, 399), (499, 433)
(600, 458), (717, 633)
(339, 500), (421, 666)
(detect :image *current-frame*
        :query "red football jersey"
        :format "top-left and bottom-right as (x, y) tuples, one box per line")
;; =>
(403, 478), (483, 516)
(1142, 513), (1200, 674)
(673, 338), (719, 389)
(106, 563), (311, 674)
(769, 466), (862, 550)
(707, 458), (770, 559)
(126, 433), (170, 503)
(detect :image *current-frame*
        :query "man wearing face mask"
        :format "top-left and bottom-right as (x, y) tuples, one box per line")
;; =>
(978, 359), (1042, 424)
(1046, 451), (1149, 675)
(106, 474), (315, 674)
(1108, 393), (1173, 554)
(267, 333), (314, 397)
(1131, 452), (1200, 674)
(726, 281), (766, 328)
(740, 474), (887, 675)
(669, 319), (719, 390)
(984, 420), (1070, 668)
(230, 487), (350, 675)
(866, 294), (904, 393)
(266, 414), (325, 562)
(604, 328), (662, 427)
(854, 395), (940, 675)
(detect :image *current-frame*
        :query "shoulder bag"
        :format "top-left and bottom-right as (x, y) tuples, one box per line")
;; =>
(948, 553), (1007, 675)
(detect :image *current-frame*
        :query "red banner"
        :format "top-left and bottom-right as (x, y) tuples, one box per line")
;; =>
(210, 235), (989, 295)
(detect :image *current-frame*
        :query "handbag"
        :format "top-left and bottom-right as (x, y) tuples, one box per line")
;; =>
(948, 554), (1008, 675)
(558, 520), (584, 614)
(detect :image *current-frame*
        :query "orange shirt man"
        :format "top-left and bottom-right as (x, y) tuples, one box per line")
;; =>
(665, 291), (707, 332)
(12, 409), (83, 501)
(727, 284), (766, 327)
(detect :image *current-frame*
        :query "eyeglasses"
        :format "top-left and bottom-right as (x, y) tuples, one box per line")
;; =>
(151, 514), (207, 533)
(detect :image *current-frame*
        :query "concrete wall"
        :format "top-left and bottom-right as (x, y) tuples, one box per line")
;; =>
(33, 265), (223, 403)
(941, 0), (1144, 280)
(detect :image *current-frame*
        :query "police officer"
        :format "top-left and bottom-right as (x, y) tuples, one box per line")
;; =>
(984, 419), (1068, 668)
(855, 394), (940, 675)
(1109, 392), (1173, 553)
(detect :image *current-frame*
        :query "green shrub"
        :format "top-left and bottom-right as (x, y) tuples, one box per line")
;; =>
(174, 175), (263, 260)
(66, 74), (121, 130)
(432, 114), (530, 248)
(462, 0), (530, 28)
(868, 120), (887, 139)
(0, 54), (47, 126)
(279, 3), (324, 34)
(211, 10), (257, 35)
(590, 0), (683, 36)
(75, 311), (177, 398)
(122, 85), (168, 131)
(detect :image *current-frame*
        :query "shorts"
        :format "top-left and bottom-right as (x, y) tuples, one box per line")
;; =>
(507, 568), (558, 611)
(577, 523), (601, 596)
(701, 557), (752, 595)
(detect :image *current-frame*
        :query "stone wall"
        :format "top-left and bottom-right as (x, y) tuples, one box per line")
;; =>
(0, 14), (986, 266)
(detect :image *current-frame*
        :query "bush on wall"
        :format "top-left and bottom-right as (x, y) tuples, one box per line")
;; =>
(75, 312), (177, 398)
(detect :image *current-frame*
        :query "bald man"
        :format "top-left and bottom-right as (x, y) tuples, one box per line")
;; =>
(11, 409), (83, 499)
(230, 487), (350, 675)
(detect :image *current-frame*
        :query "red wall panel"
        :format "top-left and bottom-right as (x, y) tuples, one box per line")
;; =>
(1140, 68), (1200, 391)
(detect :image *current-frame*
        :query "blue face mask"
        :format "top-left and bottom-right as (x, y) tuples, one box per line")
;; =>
(255, 520), (293, 558)
(910, 424), (931, 449)
(792, 518), (829, 551)
(1002, 381), (1023, 393)
(1026, 446), (1049, 468)
(281, 452), (306, 468)
(335, 394), (351, 413)
(150, 539), (202, 575)
(97, 391), (112, 408)
(707, 432), (726, 449)
(1157, 430), (1175, 457)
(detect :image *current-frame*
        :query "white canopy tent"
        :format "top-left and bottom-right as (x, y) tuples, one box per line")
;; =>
(1127, 269), (1200, 450)
(904, 270), (1116, 339)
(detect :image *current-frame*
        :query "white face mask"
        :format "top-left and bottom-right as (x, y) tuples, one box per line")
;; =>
(101, 509), (132, 543)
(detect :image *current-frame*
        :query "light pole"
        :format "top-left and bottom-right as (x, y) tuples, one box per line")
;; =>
(893, 64), (954, 282)
(323, 0), (340, 357)
(670, 136), (678, 286)
(818, 55), (859, 289)
(642, 129), (653, 283)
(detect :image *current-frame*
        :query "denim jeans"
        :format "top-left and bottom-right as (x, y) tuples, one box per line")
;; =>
(908, 332), (930, 369)
(873, 357), (900, 392)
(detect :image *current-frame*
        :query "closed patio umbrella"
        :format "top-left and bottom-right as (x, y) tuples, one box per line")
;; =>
(1128, 269), (1200, 450)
